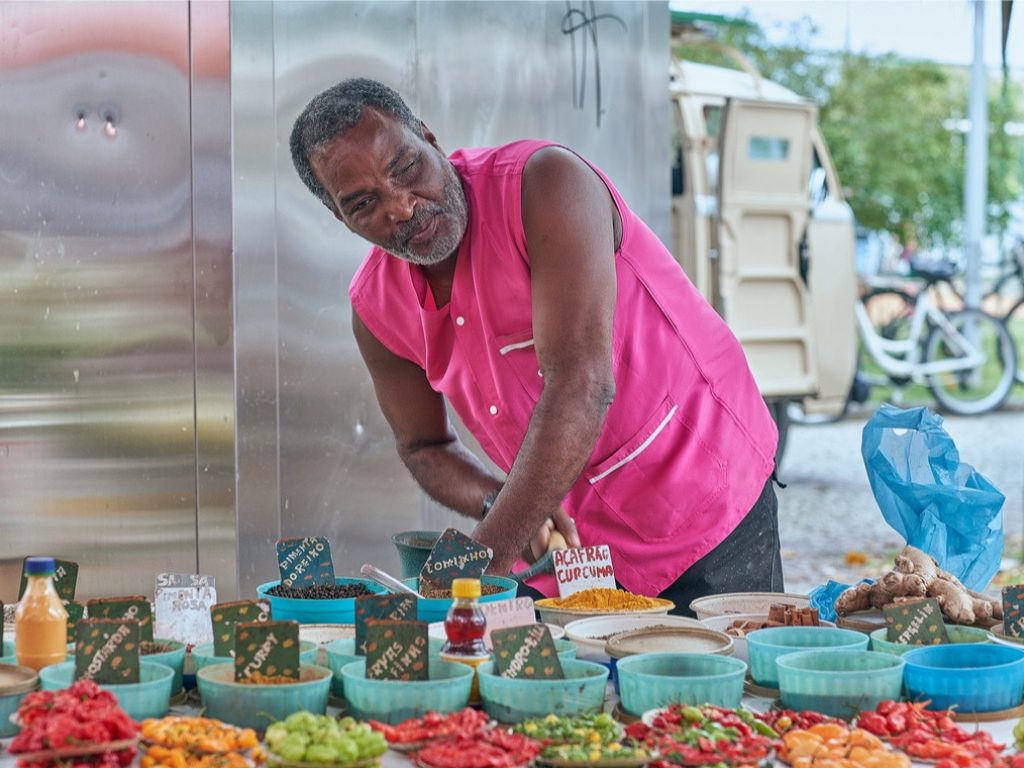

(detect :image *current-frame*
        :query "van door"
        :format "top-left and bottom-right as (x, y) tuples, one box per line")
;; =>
(717, 98), (817, 398)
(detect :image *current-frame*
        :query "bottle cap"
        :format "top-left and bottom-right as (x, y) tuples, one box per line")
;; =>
(24, 557), (56, 576)
(451, 578), (481, 599)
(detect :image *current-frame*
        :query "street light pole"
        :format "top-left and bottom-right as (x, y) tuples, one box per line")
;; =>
(963, 0), (988, 313)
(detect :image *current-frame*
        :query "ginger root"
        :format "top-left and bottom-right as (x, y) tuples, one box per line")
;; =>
(834, 545), (1000, 626)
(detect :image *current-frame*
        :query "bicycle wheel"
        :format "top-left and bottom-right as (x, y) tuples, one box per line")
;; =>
(1004, 297), (1024, 386)
(860, 288), (915, 387)
(923, 309), (1017, 415)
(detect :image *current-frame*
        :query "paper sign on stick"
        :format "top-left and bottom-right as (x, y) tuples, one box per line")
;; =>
(364, 620), (429, 681)
(480, 597), (536, 649)
(491, 624), (564, 680)
(75, 618), (141, 684)
(154, 573), (217, 645)
(419, 528), (492, 593)
(276, 537), (335, 587)
(553, 545), (616, 598)
(884, 598), (948, 645)
(1002, 585), (1024, 638)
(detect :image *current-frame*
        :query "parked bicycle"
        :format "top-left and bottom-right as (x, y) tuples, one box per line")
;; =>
(856, 262), (1018, 416)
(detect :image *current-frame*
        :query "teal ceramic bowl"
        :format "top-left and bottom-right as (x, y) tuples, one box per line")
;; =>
(191, 640), (318, 676)
(747, 626), (868, 688)
(255, 577), (386, 624)
(403, 576), (519, 624)
(0, 663), (38, 738)
(477, 659), (609, 724)
(341, 659), (473, 724)
(197, 662), (331, 730)
(871, 625), (991, 656)
(143, 640), (186, 694)
(325, 636), (446, 699)
(1, 640), (10, 657)
(39, 661), (174, 720)
(616, 652), (747, 715)
(1, 641), (74, 669)
(776, 650), (905, 718)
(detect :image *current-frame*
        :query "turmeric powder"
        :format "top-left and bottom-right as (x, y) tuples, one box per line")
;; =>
(547, 587), (662, 611)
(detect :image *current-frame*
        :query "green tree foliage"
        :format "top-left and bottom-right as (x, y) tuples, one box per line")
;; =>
(674, 15), (1023, 247)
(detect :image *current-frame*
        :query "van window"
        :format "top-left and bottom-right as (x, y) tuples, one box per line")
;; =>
(703, 105), (722, 195)
(671, 124), (684, 196)
(748, 136), (790, 161)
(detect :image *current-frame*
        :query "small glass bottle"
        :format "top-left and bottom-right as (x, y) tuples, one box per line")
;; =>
(440, 578), (490, 702)
(15, 556), (68, 671)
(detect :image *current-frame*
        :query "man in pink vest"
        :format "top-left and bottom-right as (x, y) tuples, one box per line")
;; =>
(290, 78), (783, 613)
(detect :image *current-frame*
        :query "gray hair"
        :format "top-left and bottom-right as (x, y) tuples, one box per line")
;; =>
(289, 78), (422, 212)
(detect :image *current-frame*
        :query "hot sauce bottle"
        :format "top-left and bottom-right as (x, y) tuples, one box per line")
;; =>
(440, 578), (489, 702)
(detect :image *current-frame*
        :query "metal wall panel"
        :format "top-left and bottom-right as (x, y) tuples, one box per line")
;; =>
(232, 1), (669, 591)
(0, 2), (199, 600)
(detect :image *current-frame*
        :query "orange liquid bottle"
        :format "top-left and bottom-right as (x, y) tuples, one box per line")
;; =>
(15, 557), (68, 671)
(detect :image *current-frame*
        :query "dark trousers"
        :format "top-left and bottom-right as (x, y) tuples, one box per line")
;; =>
(659, 476), (784, 617)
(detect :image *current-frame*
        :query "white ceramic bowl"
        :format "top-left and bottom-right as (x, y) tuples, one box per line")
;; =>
(564, 614), (704, 663)
(700, 613), (835, 663)
(689, 592), (811, 621)
(427, 621), (564, 647)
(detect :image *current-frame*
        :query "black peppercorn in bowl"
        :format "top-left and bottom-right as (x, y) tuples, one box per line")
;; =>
(255, 577), (387, 624)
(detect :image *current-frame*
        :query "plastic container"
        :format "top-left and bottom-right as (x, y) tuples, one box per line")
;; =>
(391, 530), (442, 578)
(604, 626), (734, 694)
(776, 650), (905, 718)
(324, 636), (445, 700)
(142, 640), (186, 694)
(902, 643), (1024, 713)
(689, 592), (811, 621)
(402, 576), (518, 624)
(196, 662), (331, 730)
(0, 663), (39, 738)
(746, 626), (868, 688)
(616, 652), (747, 715)
(341, 659), (473, 724)
(16, 557), (68, 671)
(563, 615), (703, 663)
(39, 660), (174, 720)
(255, 577), (385, 624)
(535, 597), (675, 629)
(699, 614), (837, 664)
(476, 658), (609, 724)
(870, 625), (990, 656)
(191, 640), (319, 676)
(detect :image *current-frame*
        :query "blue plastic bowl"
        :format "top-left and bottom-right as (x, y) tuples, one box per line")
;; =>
(747, 626), (868, 688)
(476, 658), (609, 723)
(776, 650), (905, 718)
(403, 576), (519, 624)
(341, 659), (473, 724)
(143, 640), (186, 694)
(255, 577), (386, 624)
(616, 652), (747, 715)
(324, 636), (444, 699)
(197, 662), (331, 730)
(191, 640), (319, 677)
(39, 661), (174, 720)
(903, 643), (1024, 713)
(0, 663), (38, 739)
(871, 626), (991, 656)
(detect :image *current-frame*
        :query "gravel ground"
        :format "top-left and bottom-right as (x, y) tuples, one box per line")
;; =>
(775, 402), (1024, 594)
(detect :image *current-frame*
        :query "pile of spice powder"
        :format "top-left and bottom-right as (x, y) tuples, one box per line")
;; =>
(548, 587), (662, 611)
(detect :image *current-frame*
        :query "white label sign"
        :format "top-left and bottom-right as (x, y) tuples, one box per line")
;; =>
(554, 545), (616, 598)
(154, 573), (217, 645)
(480, 597), (536, 649)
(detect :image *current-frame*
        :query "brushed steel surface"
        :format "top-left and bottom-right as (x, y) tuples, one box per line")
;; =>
(239, 1), (670, 590)
(0, 1), (198, 601)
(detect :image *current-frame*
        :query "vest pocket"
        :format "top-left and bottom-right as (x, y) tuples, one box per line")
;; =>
(584, 394), (727, 542)
(494, 328), (543, 399)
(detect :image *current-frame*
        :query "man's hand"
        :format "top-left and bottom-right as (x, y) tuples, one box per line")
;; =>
(521, 508), (581, 563)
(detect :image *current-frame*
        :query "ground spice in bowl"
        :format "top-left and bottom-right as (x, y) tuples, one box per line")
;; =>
(545, 588), (664, 611)
(139, 641), (176, 655)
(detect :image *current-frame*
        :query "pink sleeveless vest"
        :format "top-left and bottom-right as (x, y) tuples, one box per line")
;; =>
(350, 140), (777, 596)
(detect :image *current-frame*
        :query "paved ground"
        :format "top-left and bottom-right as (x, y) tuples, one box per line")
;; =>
(776, 401), (1024, 594)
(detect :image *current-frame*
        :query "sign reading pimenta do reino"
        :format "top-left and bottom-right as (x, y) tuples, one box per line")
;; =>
(553, 545), (616, 598)
(276, 537), (336, 588)
(419, 528), (492, 593)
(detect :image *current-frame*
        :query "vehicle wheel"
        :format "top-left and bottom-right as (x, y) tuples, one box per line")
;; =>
(860, 288), (915, 387)
(924, 309), (1017, 415)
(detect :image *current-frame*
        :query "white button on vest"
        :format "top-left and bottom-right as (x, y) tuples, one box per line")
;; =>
(489, 405), (498, 415)
(455, 316), (466, 326)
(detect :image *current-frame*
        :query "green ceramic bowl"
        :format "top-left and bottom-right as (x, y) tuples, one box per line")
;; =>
(142, 640), (186, 694)
(39, 661), (173, 720)
(616, 652), (746, 715)
(476, 659), (609, 723)
(340, 659), (473, 724)
(191, 640), (318, 675)
(870, 625), (990, 655)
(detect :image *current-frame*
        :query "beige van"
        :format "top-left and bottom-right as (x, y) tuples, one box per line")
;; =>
(669, 45), (858, 457)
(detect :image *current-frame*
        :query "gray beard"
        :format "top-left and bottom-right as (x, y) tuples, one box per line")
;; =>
(385, 162), (468, 266)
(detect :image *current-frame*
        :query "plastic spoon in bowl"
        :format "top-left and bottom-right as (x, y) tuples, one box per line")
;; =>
(360, 563), (424, 598)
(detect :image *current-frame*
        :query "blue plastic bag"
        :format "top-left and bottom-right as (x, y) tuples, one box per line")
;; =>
(809, 579), (873, 623)
(861, 404), (1005, 591)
